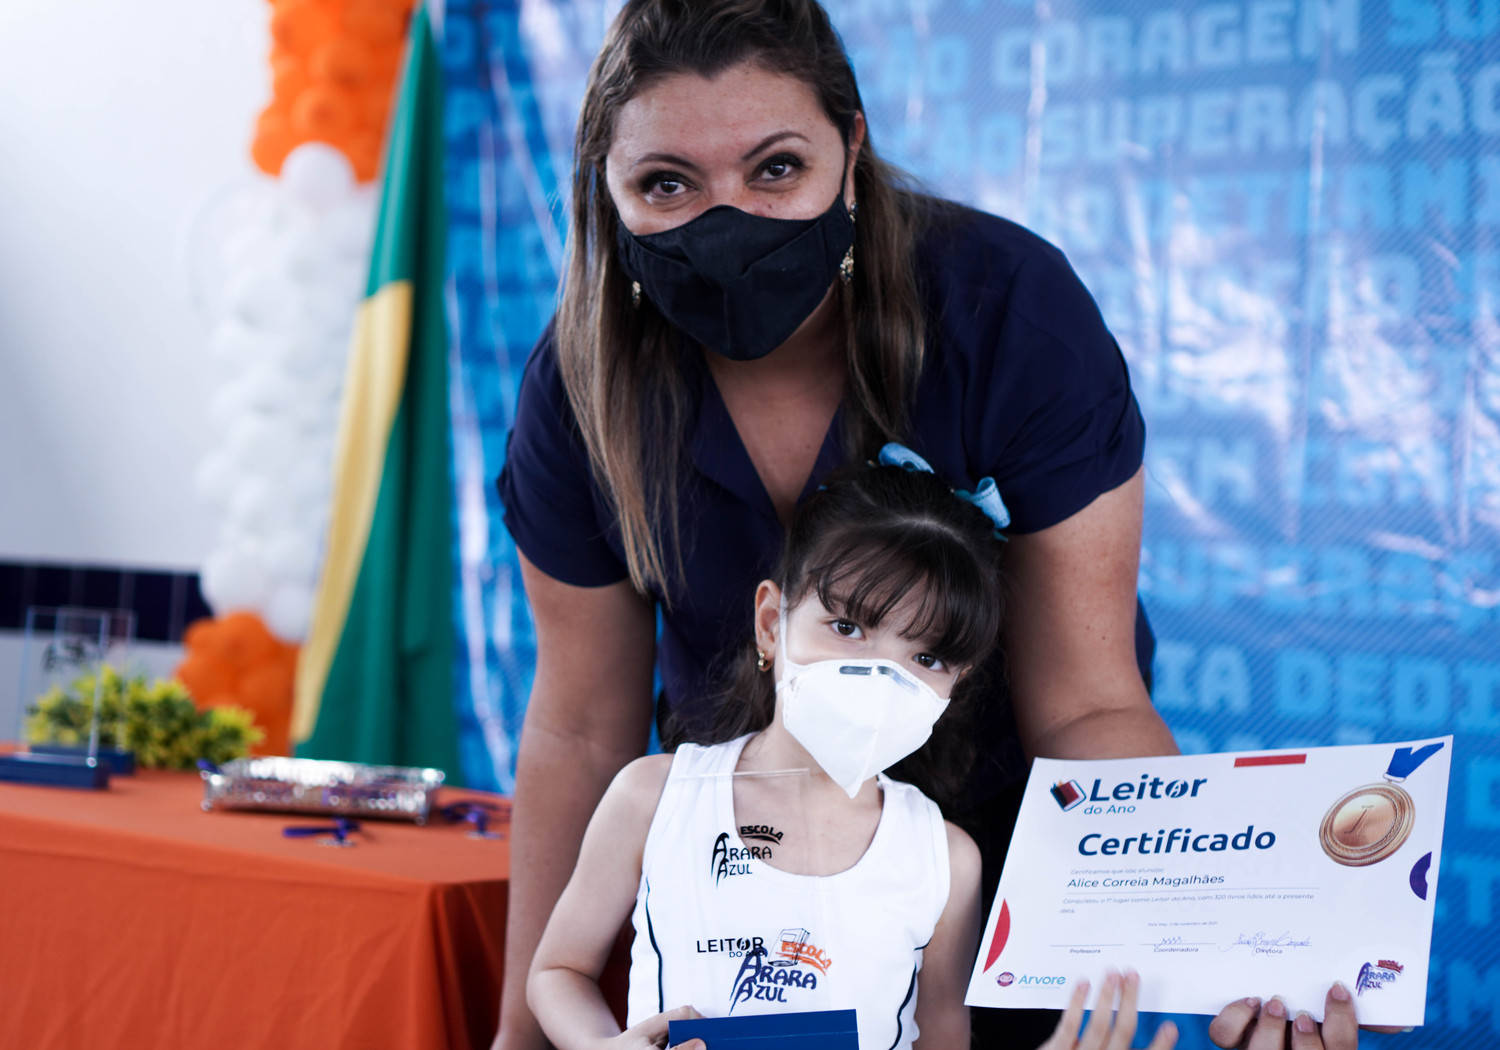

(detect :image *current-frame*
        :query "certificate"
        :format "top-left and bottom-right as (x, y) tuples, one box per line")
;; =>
(965, 737), (1451, 1025)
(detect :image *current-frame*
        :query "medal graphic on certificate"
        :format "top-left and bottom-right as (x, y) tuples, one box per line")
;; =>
(1318, 742), (1444, 867)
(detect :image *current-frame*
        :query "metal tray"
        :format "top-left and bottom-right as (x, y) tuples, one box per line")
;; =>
(200, 756), (445, 824)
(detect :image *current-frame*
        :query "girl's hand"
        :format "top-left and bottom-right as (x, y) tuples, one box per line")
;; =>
(607, 1004), (705, 1050)
(1208, 982), (1402, 1050)
(1037, 969), (1179, 1050)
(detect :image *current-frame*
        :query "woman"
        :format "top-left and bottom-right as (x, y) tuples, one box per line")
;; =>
(494, 2), (1356, 1047)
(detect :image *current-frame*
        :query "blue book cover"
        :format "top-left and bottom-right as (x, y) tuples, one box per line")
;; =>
(667, 1008), (858, 1048)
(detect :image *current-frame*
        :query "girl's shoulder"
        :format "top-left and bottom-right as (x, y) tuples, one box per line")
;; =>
(612, 752), (675, 796)
(606, 737), (746, 814)
(599, 753), (676, 829)
(943, 819), (981, 882)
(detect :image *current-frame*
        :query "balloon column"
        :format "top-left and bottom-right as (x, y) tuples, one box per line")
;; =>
(252, 0), (415, 183)
(194, 3), (414, 679)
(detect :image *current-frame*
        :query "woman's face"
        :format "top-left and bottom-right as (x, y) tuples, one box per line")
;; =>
(605, 60), (862, 236)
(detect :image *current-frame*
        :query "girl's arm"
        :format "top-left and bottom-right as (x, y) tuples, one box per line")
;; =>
(911, 822), (982, 1049)
(527, 753), (699, 1050)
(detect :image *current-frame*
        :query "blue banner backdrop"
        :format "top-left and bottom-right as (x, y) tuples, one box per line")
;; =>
(437, 2), (1498, 1045)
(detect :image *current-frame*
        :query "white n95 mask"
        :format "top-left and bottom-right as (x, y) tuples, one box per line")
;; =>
(775, 602), (951, 798)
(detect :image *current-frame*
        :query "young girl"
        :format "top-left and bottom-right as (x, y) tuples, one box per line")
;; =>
(526, 451), (1176, 1050)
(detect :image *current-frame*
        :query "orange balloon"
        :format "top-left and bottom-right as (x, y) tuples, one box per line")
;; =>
(176, 657), (235, 708)
(342, 0), (409, 46)
(311, 37), (380, 90)
(239, 664), (294, 757)
(346, 133), (383, 182)
(270, 1), (339, 55)
(174, 613), (297, 756)
(181, 618), (218, 655)
(356, 82), (395, 129)
(252, 133), (292, 174)
(221, 611), (283, 667)
(291, 84), (358, 138)
(272, 56), (312, 101)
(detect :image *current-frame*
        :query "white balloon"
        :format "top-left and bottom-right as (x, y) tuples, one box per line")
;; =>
(286, 399), (333, 442)
(279, 332), (345, 390)
(281, 216), (343, 284)
(263, 526), (322, 584)
(257, 426), (311, 481)
(326, 195), (377, 261)
(221, 220), (275, 277)
(193, 450), (238, 508)
(223, 406), (286, 461)
(200, 544), (271, 616)
(302, 279), (363, 337)
(226, 264), (302, 333)
(280, 143), (356, 211)
(239, 358), (294, 413)
(207, 380), (253, 434)
(227, 477), (278, 533)
(263, 581), (315, 643)
(209, 318), (264, 364)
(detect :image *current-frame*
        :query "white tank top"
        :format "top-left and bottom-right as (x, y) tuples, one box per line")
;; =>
(626, 735), (950, 1050)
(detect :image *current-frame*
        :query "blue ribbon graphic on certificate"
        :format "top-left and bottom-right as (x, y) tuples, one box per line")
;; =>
(966, 738), (1451, 1026)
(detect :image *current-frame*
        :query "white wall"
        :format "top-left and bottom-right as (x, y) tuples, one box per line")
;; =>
(0, 1), (268, 571)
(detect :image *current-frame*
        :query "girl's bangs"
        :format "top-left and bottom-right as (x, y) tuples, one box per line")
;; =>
(804, 534), (1000, 665)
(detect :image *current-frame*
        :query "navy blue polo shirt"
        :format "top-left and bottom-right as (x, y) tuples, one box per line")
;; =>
(498, 203), (1151, 789)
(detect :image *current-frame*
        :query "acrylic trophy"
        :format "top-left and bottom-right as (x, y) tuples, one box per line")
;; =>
(0, 607), (136, 788)
(659, 763), (859, 1049)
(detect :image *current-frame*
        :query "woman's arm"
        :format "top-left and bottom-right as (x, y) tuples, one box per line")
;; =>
(1003, 467), (1178, 761)
(912, 822), (982, 1049)
(496, 554), (659, 1050)
(527, 755), (676, 1049)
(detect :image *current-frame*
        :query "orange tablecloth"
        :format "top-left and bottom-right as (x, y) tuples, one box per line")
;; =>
(0, 770), (514, 1050)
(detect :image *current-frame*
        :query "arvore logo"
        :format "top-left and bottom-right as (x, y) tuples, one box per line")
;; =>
(996, 972), (1015, 987)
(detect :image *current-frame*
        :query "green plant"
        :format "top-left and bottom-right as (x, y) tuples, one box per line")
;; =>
(25, 665), (264, 770)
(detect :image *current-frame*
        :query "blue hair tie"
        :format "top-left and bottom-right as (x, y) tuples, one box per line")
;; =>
(877, 442), (1011, 538)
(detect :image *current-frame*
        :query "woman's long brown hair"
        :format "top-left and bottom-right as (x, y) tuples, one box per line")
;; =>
(556, 0), (932, 597)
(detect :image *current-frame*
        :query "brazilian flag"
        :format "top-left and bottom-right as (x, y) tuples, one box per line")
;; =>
(292, 5), (461, 781)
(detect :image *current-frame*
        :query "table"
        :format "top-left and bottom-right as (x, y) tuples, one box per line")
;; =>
(0, 769), (618, 1050)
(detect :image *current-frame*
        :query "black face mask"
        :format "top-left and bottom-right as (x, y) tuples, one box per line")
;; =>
(614, 185), (854, 361)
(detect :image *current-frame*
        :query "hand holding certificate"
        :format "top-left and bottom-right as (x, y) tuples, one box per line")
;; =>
(967, 737), (1451, 1028)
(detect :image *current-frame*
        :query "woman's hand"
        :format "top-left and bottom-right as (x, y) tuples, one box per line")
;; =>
(1208, 983), (1402, 1050)
(1037, 969), (1178, 1050)
(606, 1005), (704, 1050)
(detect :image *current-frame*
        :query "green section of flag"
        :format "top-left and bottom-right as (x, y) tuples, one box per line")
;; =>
(299, 5), (462, 782)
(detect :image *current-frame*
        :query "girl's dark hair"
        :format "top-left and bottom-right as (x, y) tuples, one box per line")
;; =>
(557, 0), (930, 598)
(677, 463), (1007, 812)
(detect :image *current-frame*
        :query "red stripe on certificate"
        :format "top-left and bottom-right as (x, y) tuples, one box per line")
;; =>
(984, 899), (1011, 971)
(1234, 754), (1307, 767)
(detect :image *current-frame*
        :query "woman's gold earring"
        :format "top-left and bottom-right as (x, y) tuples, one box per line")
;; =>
(756, 650), (770, 672)
(839, 246), (854, 285)
(630, 280), (641, 308)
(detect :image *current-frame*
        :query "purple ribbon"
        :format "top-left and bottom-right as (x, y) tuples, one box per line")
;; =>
(1385, 741), (1444, 781)
(440, 800), (504, 838)
(282, 817), (361, 844)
